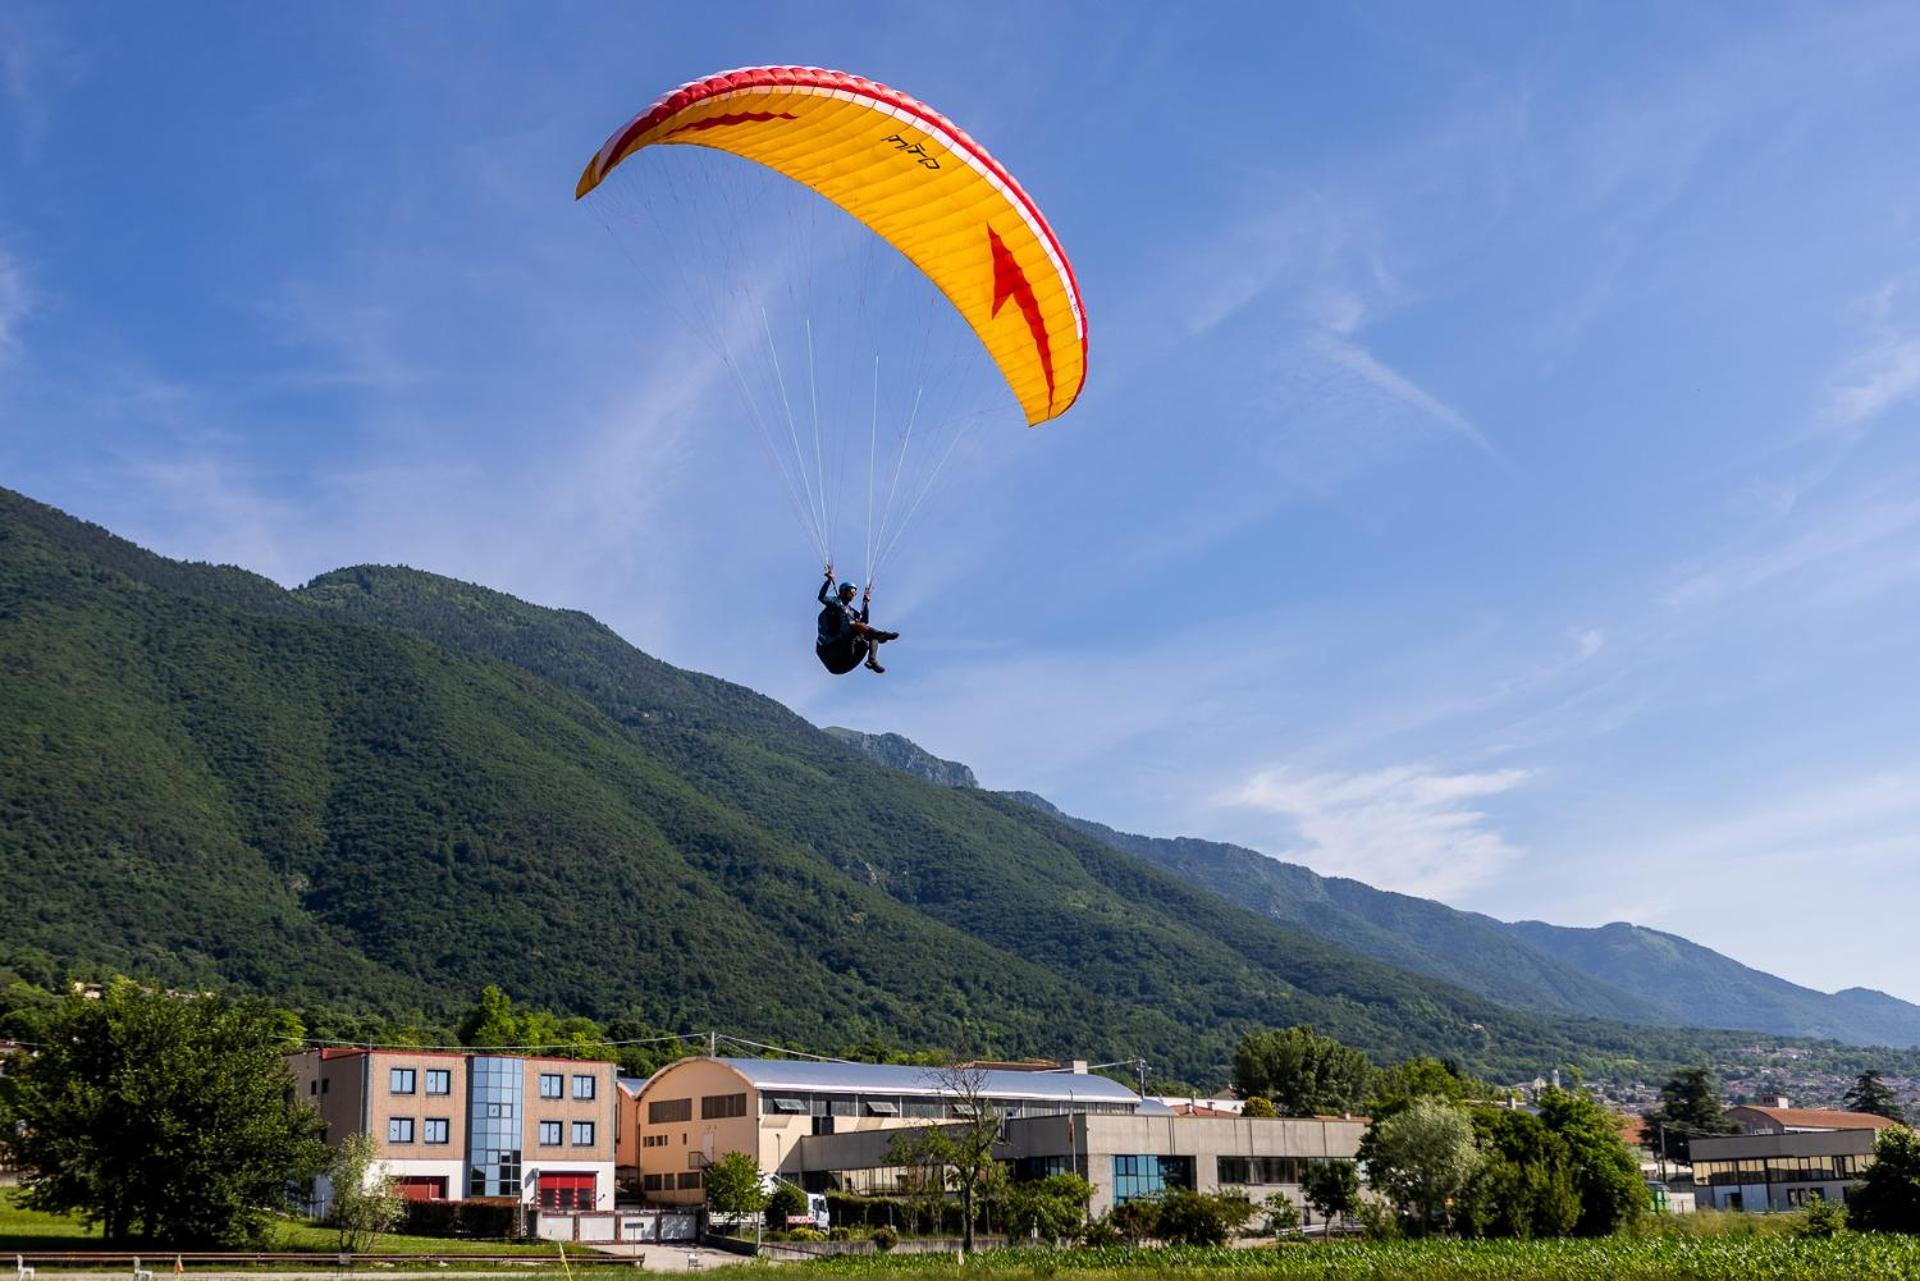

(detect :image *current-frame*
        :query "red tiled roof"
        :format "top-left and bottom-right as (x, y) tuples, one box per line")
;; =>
(1735, 1105), (1900, 1131)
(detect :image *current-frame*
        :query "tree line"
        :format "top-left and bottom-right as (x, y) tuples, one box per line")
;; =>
(6, 982), (1920, 1249)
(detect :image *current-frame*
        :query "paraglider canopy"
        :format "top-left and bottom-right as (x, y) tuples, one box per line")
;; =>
(576, 65), (1087, 426)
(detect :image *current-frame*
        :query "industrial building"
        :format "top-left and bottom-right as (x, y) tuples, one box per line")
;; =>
(625, 1056), (1362, 1216)
(1689, 1107), (1894, 1212)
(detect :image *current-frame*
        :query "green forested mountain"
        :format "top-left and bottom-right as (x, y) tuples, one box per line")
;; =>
(0, 486), (1909, 1088)
(823, 728), (1920, 1049)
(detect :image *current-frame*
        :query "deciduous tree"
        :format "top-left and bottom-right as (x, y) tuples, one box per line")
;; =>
(329, 1133), (403, 1253)
(1233, 1027), (1372, 1118)
(0, 980), (329, 1246)
(1850, 1125), (1920, 1234)
(703, 1150), (768, 1225)
(1362, 1097), (1481, 1235)
(1301, 1158), (1360, 1232)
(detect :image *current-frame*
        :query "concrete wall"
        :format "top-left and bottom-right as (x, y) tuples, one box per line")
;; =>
(793, 1111), (1366, 1216)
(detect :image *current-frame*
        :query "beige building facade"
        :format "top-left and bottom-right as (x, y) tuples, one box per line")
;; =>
(289, 1049), (618, 1213)
(630, 1057), (1140, 1204)
(626, 1056), (1361, 1216)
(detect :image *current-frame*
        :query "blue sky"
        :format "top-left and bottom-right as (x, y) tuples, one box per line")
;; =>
(5, 2), (1920, 1001)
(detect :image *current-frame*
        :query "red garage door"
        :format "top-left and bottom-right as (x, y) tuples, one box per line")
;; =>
(538, 1171), (597, 1211)
(394, 1176), (447, 1202)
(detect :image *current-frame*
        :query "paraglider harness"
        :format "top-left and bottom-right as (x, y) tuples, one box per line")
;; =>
(816, 572), (896, 674)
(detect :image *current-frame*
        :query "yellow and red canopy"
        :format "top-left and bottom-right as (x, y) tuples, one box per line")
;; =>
(577, 66), (1086, 425)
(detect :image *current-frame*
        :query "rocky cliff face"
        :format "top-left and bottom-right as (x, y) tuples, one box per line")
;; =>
(823, 727), (979, 789)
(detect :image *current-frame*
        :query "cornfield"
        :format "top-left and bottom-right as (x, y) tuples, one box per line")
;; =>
(796, 1236), (1920, 1280)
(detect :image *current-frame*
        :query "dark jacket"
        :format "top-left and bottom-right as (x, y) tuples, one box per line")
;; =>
(817, 578), (868, 647)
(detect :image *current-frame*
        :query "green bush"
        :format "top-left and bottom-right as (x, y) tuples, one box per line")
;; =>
(766, 1182), (809, 1230)
(1799, 1197), (1847, 1239)
(869, 1225), (898, 1252)
(1154, 1191), (1254, 1246)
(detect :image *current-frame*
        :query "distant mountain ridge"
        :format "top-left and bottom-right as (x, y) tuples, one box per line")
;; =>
(828, 726), (1920, 1048)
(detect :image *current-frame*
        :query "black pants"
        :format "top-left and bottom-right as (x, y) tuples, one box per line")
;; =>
(816, 636), (870, 675)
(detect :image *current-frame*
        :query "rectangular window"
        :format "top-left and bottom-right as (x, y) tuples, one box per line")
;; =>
(309, 1080), (318, 1095)
(390, 1068), (416, 1095)
(649, 1098), (693, 1124)
(864, 1099), (900, 1116)
(1112, 1154), (1192, 1204)
(424, 1118), (450, 1145)
(1217, 1156), (1251, 1184)
(387, 1117), (415, 1144)
(321, 1078), (329, 1094)
(540, 1073), (564, 1100)
(642, 1174), (663, 1192)
(539, 1121), (562, 1146)
(572, 1074), (597, 1101)
(572, 1121), (595, 1146)
(425, 1069), (452, 1096)
(676, 1172), (702, 1190)
(701, 1093), (747, 1120)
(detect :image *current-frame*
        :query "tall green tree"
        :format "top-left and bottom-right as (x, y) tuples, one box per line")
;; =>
(1850, 1125), (1920, 1234)
(1642, 1066), (1738, 1163)
(1535, 1088), (1644, 1236)
(702, 1151), (768, 1225)
(1458, 1091), (1641, 1239)
(1233, 1027), (1373, 1118)
(1458, 1108), (1579, 1240)
(1369, 1057), (1481, 1115)
(1845, 1069), (1909, 1124)
(1301, 1159), (1360, 1232)
(1362, 1097), (1482, 1235)
(456, 986), (522, 1048)
(883, 1066), (1005, 1255)
(328, 1132), (403, 1253)
(0, 980), (329, 1245)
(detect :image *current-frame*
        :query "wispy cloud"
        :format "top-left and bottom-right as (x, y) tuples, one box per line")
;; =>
(1220, 763), (1533, 899)
(1314, 333), (1501, 459)
(1822, 334), (1920, 433)
(1663, 492), (1920, 611)
(0, 245), (29, 360)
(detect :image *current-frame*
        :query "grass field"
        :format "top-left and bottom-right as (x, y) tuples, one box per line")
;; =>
(793, 1237), (1920, 1281)
(0, 1190), (592, 1258)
